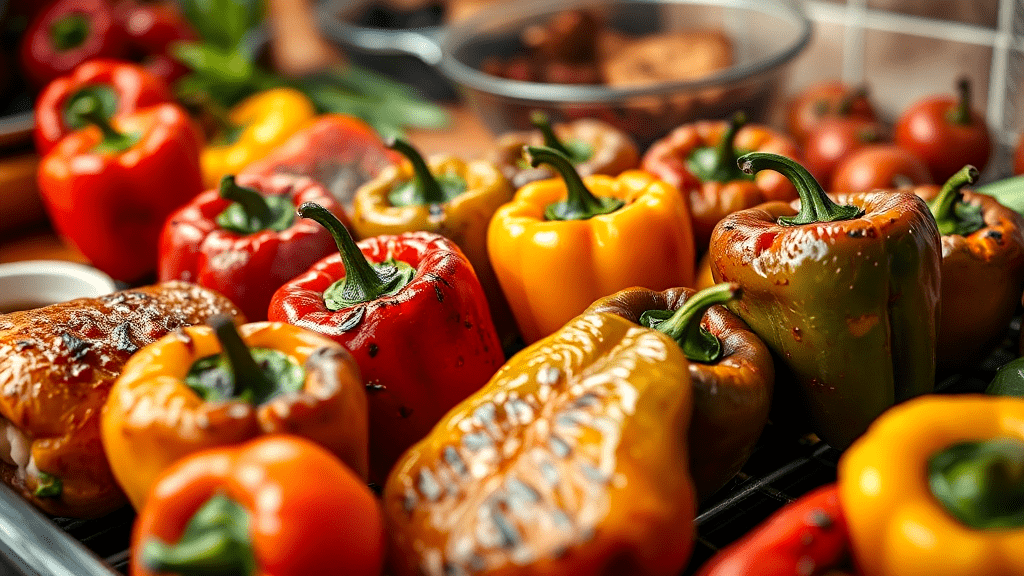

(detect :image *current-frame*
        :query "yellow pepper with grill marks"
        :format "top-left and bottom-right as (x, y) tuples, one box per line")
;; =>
(488, 145), (695, 343)
(200, 87), (316, 188)
(839, 394), (1024, 576)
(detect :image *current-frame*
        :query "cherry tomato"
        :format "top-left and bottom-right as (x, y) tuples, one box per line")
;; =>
(786, 80), (877, 144)
(895, 78), (991, 182)
(804, 117), (887, 184)
(830, 144), (933, 193)
(1015, 133), (1024, 176)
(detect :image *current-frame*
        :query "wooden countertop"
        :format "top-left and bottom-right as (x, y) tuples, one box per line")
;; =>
(0, 105), (493, 265)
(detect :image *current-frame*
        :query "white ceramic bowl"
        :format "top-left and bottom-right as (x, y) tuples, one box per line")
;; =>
(0, 261), (117, 314)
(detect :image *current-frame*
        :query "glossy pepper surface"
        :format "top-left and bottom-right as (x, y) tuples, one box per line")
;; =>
(384, 312), (696, 576)
(911, 166), (1024, 372)
(34, 58), (173, 155)
(586, 283), (773, 498)
(19, 0), (128, 87)
(697, 484), (851, 576)
(839, 395), (1024, 576)
(353, 138), (516, 343)
(489, 146), (695, 343)
(158, 173), (349, 321)
(642, 113), (800, 249)
(102, 319), (369, 510)
(710, 153), (941, 449)
(242, 114), (400, 211)
(487, 113), (639, 189)
(116, 0), (197, 83)
(269, 204), (503, 482)
(786, 81), (877, 144)
(38, 100), (204, 282)
(201, 87), (316, 189)
(130, 435), (384, 576)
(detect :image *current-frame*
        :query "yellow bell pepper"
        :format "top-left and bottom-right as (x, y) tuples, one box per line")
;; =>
(839, 394), (1024, 576)
(488, 145), (695, 343)
(351, 138), (516, 342)
(200, 87), (316, 188)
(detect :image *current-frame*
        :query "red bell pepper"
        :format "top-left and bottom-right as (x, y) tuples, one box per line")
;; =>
(158, 173), (349, 321)
(38, 101), (204, 282)
(130, 435), (384, 576)
(697, 484), (852, 576)
(268, 204), (503, 482)
(242, 114), (401, 212)
(20, 0), (129, 88)
(34, 59), (173, 155)
(116, 0), (198, 84)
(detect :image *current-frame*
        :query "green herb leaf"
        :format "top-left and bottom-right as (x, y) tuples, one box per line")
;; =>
(180, 0), (263, 51)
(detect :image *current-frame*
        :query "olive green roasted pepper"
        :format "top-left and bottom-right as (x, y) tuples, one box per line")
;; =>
(710, 153), (941, 449)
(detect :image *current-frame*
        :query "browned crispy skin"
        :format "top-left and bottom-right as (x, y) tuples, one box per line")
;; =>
(0, 282), (242, 518)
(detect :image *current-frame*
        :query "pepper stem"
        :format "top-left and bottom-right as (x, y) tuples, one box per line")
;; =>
(949, 77), (973, 125)
(837, 86), (868, 115)
(738, 152), (862, 226)
(651, 283), (740, 363)
(929, 165), (979, 223)
(929, 438), (1024, 530)
(142, 494), (255, 576)
(219, 175), (273, 230)
(70, 94), (124, 143)
(50, 13), (90, 51)
(209, 316), (277, 403)
(712, 112), (745, 173)
(527, 146), (624, 221)
(531, 111), (574, 158)
(387, 138), (446, 204)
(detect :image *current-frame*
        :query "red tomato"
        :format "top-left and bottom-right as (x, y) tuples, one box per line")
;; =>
(804, 118), (887, 185)
(830, 145), (933, 193)
(895, 78), (991, 182)
(786, 80), (877, 144)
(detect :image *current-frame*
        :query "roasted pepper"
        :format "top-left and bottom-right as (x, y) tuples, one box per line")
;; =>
(710, 153), (941, 449)
(158, 173), (349, 321)
(34, 58), (173, 155)
(201, 87), (316, 189)
(586, 283), (773, 499)
(101, 318), (369, 510)
(642, 113), (800, 250)
(352, 138), (516, 344)
(19, 0), (128, 88)
(988, 356), (1024, 397)
(268, 204), (503, 482)
(839, 394), (1024, 576)
(697, 484), (852, 576)
(38, 100), (204, 282)
(488, 112), (640, 189)
(384, 311), (696, 576)
(130, 435), (384, 576)
(910, 166), (1024, 372)
(489, 146), (695, 343)
(242, 114), (401, 211)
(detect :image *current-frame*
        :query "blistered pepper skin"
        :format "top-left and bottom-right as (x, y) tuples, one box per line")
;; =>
(384, 313), (696, 576)
(710, 191), (941, 449)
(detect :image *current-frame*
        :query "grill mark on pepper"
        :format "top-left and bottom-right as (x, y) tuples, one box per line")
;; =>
(490, 504), (521, 549)
(339, 307), (365, 331)
(434, 285), (445, 302)
(807, 509), (834, 529)
(463, 432), (492, 451)
(399, 406), (414, 418)
(445, 446), (468, 476)
(110, 322), (138, 353)
(987, 229), (1004, 241)
(418, 468), (443, 501)
(14, 340), (33, 352)
(366, 382), (386, 393)
(368, 343), (379, 357)
(60, 332), (91, 361)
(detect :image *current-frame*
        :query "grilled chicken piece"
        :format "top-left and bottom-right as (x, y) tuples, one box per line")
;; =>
(0, 282), (242, 518)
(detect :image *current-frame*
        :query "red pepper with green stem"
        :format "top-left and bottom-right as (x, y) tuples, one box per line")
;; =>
(116, 0), (198, 83)
(268, 203), (503, 482)
(38, 98), (203, 282)
(20, 0), (128, 88)
(158, 173), (349, 321)
(34, 59), (174, 155)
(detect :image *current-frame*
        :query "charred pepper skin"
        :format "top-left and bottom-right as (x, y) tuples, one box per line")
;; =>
(710, 154), (941, 449)
(384, 312), (696, 576)
(586, 286), (773, 499)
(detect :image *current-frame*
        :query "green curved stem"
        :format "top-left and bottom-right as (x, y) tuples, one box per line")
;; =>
(50, 13), (90, 51)
(219, 175), (273, 228)
(211, 316), (278, 402)
(527, 146), (624, 221)
(387, 137), (446, 205)
(948, 78), (973, 125)
(640, 283), (741, 363)
(929, 438), (1024, 529)
(298, 202), (414, 310)
(929, 165), (981, 236)
(69, 95), (139, 153)
(688, 112), (749, 183)
(738, 152), (862, 226)
(142, 494), (256, 576)
(531, 111), (574, 158)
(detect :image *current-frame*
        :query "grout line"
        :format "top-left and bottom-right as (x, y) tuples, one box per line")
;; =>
(805, 1), (1000, 46)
